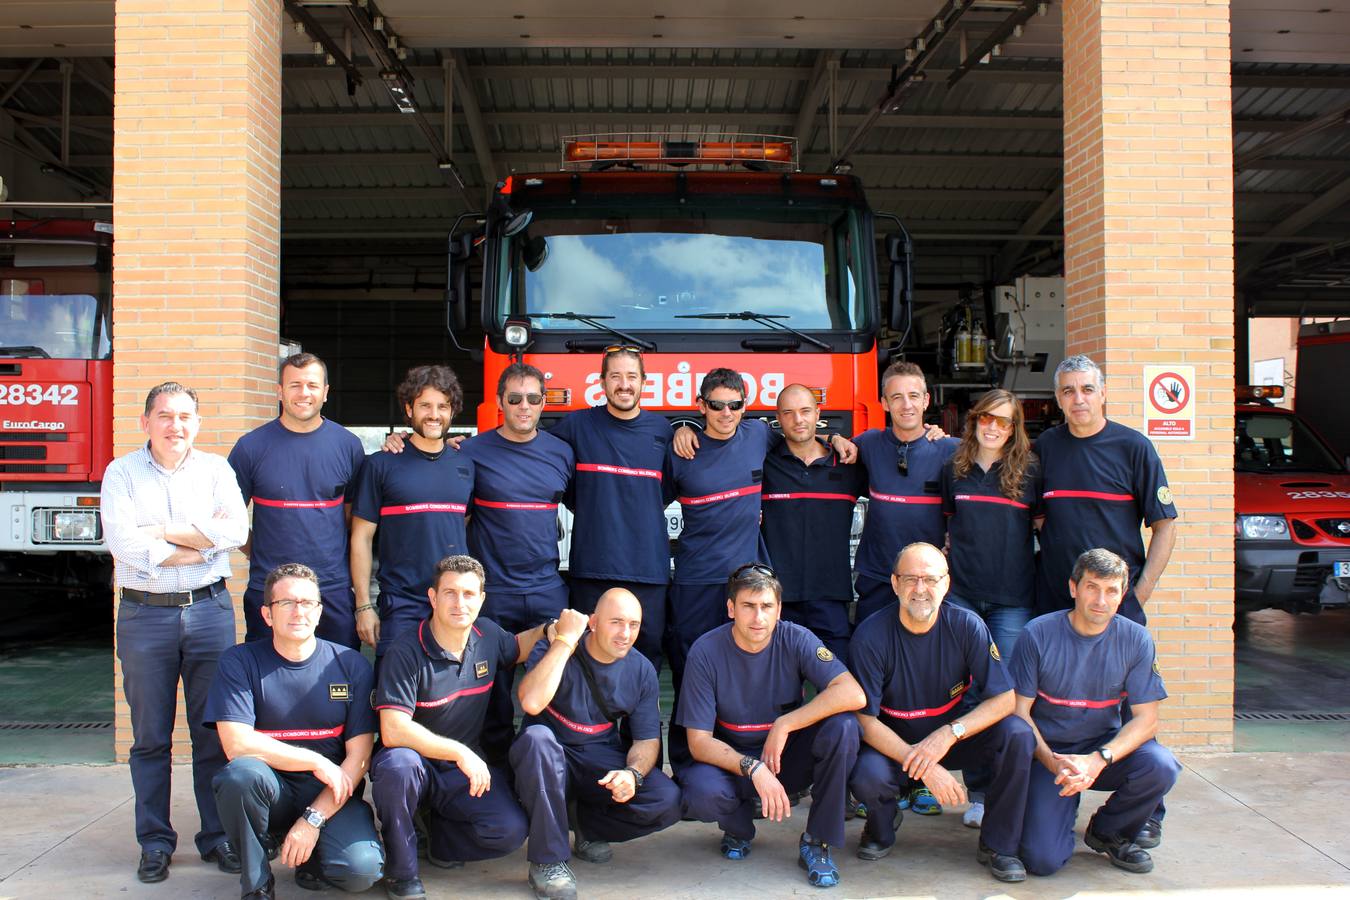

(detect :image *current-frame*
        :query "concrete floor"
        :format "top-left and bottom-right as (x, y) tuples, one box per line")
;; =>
(1, 753), (1348, 899)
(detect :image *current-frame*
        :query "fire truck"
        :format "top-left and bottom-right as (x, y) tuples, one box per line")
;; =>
(0, 216), (113, 597)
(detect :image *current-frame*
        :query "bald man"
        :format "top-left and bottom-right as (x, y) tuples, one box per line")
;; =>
(510, 594), (681, 900)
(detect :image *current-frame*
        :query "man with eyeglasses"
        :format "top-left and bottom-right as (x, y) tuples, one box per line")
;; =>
(848, 542), (1034, 883)
(207, 563), (384, 899)
(677, 564), (864, 888)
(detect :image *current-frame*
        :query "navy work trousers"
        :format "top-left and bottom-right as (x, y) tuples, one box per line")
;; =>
(780, 599), (851, 663)
(851, 575), (895, 632)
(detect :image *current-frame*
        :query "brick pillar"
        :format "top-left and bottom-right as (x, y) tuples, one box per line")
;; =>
(111, 0), (282, 761)
(1062, 0), (1235, 750)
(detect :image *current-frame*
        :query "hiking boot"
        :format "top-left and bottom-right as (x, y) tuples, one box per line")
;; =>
(528, 860), (578, 900)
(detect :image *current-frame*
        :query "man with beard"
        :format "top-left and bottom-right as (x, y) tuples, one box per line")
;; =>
(229, 353), (367, 648)
(350, 366), (474, 657)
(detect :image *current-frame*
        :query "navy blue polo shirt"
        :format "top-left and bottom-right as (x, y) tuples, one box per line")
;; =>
(205, 638), (377, 767)
(552, 407), (675, 584)
(351, 446), (474, 602)
(228, 418), (367, 594)
(761, 440), (866, 604)
(459, 429), (574, 593)
(375, 618), (520, 749)
(1009, 610), (1167, 754)
(940, 457), (1042, 607)
(676, 621), (846, 756)
(520, 637), (662, 749)
(850, 601), (1012, 745)
(853, 427), (959, 582)
(1034, 421), (1178, 622)
(669, 418), (773, 585)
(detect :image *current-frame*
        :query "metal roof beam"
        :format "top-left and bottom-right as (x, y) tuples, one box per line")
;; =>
(282, 185), (1056, 203)
(793, 50), (840, 151)
(1237, 174), (1350, 279)
(993, 184), (1064, 283)
(447, 50), (498, 202)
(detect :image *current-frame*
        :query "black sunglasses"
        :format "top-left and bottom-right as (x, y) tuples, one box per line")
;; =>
(730, 563), (776, 579)
(897, 442), (909, 477)
(703, 398), (746, 412)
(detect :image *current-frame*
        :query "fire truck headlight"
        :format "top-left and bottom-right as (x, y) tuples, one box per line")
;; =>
(1238, 515), (1288, 540)
(52, 510), (100, 542)
(504, 322), (530, 347)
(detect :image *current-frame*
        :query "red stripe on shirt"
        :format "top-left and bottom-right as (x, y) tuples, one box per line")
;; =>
(716, 718), (774, 732)
(954, 493), (1030, 510)
(545, 705), (614, 735)
(869, 491), (942, 505)
(380, 502), (467, 516)
(1036, 690), (1127, 710)
(762, 492), (859, 502)
(256, 724), (345, 741)
(252, 496), (344, 509)
(474, 499), (559, 511)
(1042, 490), (1134, 503)
(679, 484), (763, 506)
(416, 681), (492, 709)
(576, 462), (663, 481)
(880, 681), (970, 720)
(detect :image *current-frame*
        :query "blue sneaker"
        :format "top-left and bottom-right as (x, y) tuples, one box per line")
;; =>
(720, 832), (752, 860)
(798, 834), (840, 887)
(908, 786), (942, 816)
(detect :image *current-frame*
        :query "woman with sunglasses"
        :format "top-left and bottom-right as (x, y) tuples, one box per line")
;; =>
(939, 388), (1042, 828)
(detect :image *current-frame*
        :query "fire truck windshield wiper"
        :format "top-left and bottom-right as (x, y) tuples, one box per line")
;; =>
(675, 311), (832, 351)
(529, 312), (656, 351)
(0, 345), (51, 358)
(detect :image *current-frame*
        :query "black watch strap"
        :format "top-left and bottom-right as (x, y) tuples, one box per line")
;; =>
(624, 765), (645, 787)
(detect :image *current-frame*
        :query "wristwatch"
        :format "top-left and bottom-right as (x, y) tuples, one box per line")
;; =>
(1097, 746), (1115, 765)
(625, 766), (645, 788)
(301, 806), (327, 829)
(949, 720), (967, 740)
(738, 755), (757, 777)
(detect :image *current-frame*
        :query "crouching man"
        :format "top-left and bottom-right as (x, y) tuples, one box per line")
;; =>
(206, 563), (384, 900)
(1011, 548), (1182, 876)
(676, 564), (865, 888)
(511, 591), (682, 899)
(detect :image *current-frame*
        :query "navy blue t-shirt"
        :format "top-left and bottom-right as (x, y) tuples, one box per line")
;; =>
(350, 445), (474, 602)
(850, 601), (1012, 745)
(676, 620), (846, 755)
(204, 638), (377, 767)
(669, 418), (773, 585)
(1034, 421), (1178, 623)
(520, 637), (662, 750)
(940, 457), (1042, 608)
(459, 429), (574, 592)
(1010, 610), (1167, 753)
(375, 618), (519, 750)
(228, 418), (366, 593)
(552, 407), (675, 584)
(853, 427), (959, 582)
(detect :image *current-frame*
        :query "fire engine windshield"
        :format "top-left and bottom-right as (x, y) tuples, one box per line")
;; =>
(1236, 411), (1345, 474)
(497, 206), (869, 333)
(0, 241), (110, 360)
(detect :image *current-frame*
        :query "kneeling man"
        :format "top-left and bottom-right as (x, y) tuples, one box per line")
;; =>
(1011, 548), (1181, 876)
(511, 591), (682, 899)
(677, 564), (865, 888)
(848, 542), (1033, 883)
(207, 563), (384, 899)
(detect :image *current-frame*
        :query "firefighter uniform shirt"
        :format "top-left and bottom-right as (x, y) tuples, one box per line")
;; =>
(849, 601), (1012, 745)
(669, 418), (773, 585)
(350, 445), (474, 602)
(227, 418), (367, 596)
(204, 638), (377, 766)
(676, 621), (846, 756)
(375, 618), (519, 750)
(459, 429), (574, 593)
(551, 407), (675, 585)
(520, 638), (662, 750)
(940, 457), (1042, 607)
(1033, 421), (1178, 623)
(852, 427), (959, 583)
(1009, 610), (1167, 753)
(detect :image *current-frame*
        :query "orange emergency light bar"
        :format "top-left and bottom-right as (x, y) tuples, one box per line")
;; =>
(562, 138), (795, 169)
(1237, 384), (1285, 401)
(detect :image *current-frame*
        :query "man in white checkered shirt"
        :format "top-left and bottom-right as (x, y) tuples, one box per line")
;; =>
(101, 381), (249, 886)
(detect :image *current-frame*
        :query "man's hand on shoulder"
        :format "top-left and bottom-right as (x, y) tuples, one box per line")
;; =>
(672, 425), (700, 460)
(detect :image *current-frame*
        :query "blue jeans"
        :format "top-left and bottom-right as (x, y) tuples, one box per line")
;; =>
(116, 584), (235, 856)
(944, 592), (1032, 662)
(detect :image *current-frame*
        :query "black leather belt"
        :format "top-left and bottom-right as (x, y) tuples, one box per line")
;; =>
(120, 579), (225, 607)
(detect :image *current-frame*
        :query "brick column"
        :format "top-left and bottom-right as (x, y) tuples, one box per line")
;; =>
(1062, 0), (1235, 750)
(111, 0), (283, 761)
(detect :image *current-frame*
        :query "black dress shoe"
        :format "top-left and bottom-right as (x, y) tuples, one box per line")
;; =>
(136, 849), (171, 883)
(1134, 817), (1162, 850)
(243, 874), (275, 900)
(203, 840), (243, 874)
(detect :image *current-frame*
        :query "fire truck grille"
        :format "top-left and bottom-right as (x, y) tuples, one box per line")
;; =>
(1315, 518), (1350, 539)
(0, 463), (67, 474)
(1, 432), (68, 441)
(1291, 519), (1318, 540)
(0, 446), (47, 460)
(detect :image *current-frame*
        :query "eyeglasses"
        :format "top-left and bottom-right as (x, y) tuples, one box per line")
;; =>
(894, 573), (948, 590)
(270, 598), (322, 612)
(604, 345), (643, 356)
(505, 392), (544, 406)
(730, 563), (776, 579)
(896, 442), (909, 476)
(977, 412), (1014, 430)
(703, 398), (745, 412)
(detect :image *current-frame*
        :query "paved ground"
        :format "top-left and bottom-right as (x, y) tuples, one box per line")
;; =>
(1, 752), (1347, 899)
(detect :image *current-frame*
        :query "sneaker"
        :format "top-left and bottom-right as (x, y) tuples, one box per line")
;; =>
(976, 842), (1027, 883)
(1085, 824), (1155, 874)
(908, 786), (942, 816)
(425, 851), (464, 869)
(384, 876), (427, 900)
(798, 834), (840, 887)
(962, 801), (985, 829)
(720, 832), (753, 860)
(573, 833), (612, 864)
(845, 795), (861, 821)
(294, 865), (330, 891)
(1134, 817), (1162, 850)
(856, 833), (893, 861)
(528, 860), (578, 900)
